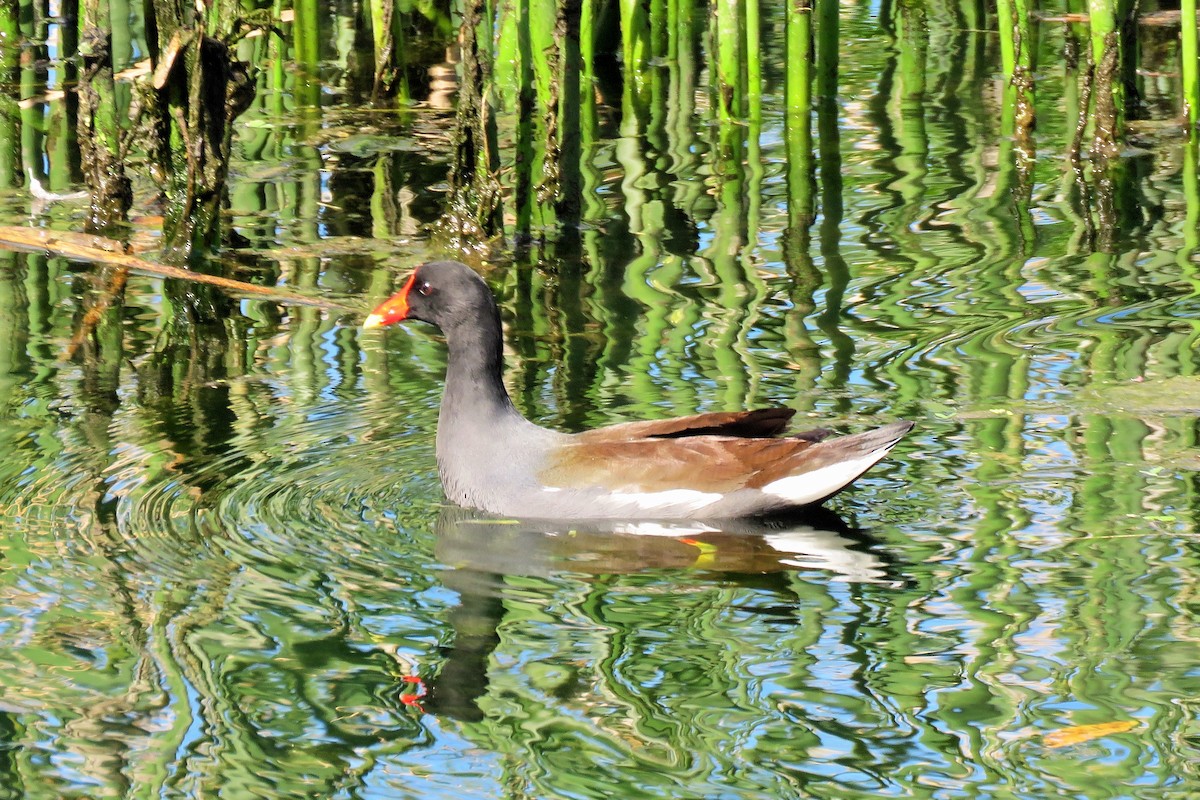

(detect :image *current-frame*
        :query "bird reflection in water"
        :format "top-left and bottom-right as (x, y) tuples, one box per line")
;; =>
(419, 505), (906, 722)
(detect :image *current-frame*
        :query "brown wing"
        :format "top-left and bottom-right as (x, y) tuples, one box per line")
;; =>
(542, 435), (818, 494)
(575, 407), (797, 443)
(542, 421), (913, 495)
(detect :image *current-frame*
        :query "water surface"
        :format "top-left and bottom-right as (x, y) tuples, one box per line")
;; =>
(1, 6), (1200, 799)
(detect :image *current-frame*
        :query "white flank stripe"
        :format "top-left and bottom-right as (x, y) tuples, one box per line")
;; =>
(608, 489), (722, 512)
(760, 453), (884, 505)
(612, 522), (721, 537)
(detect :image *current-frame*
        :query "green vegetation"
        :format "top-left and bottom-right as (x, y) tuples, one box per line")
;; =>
(3, 0), (1196, 249)
(1184, 0), (1199, 128)
(77, 0), (132, 229)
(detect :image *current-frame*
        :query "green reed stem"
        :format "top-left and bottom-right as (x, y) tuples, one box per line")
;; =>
(1088, 0), (1116, 73)
(713, 0), (742, 120)
(78, 0), (132, 229)
(580, 0), (594, 77)
(368, 0), (409, 101)
(621, 0), (649, 81)
(0, 0), (15, 45)
(530, 0), (556, 230)
(1183, 0), (1199, 132)
(996, 0), (1031, 78)
(494, 0), (517, 98)
(650, 0), (667, 60)
(0, 106), (14, 188)
(509, 0), (533, 234)
(785, 0), (812, 116)
(0, 0), (18, 88)
(0, 0), (19, 188)
(19, 12), (41, 193)
(46, 10), (79, 193)
(292, 0), (321, 108)
(785, 0), (813, 229)
(996, 0), (1016, 76)
(745, 0), (760, 109)
(1087, 0), (1122, 153)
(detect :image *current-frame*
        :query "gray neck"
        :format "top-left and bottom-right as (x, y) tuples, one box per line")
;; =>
(434, 313), (558, 511)
(438, 309), (518, 425)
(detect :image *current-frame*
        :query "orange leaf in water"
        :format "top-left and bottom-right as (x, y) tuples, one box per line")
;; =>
(1043, 720), (1141, 748)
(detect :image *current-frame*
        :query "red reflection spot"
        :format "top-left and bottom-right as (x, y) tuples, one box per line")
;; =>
(400, 674), (427, 713)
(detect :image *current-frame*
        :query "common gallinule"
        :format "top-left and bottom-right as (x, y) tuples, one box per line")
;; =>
(364, 260), (913, 519)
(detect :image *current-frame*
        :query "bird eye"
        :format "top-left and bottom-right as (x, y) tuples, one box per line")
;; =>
(416, 281), (433, 297)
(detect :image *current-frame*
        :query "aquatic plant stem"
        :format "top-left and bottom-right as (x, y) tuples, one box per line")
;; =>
(996, 0), (1016, 77)
(785, 0), (812, 117)
(529, 0), (557, 231)
(511, 0), (535, 234)
(746, 0), (760, 109)
(0, 0), (17, 188)
(996, 0), (1032, 81)
(440, 0), (503, 239)
(1183, 0), (1199, 132)
(1087, 0), (1122, 155)
(47, 13), (79, 195)
(713, 0), (743, 120)
(78, 0), (133, 230)
(368, 0), (409, 101)
(785, 0), (813, 230)
(621, 0), (649, 87)
(292, 0), (320, 107)
(0, 0), (14, 47)
(995, 0), (1035, 158)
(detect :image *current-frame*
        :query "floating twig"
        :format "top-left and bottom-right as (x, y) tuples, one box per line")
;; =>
(0, 226), (360, 312)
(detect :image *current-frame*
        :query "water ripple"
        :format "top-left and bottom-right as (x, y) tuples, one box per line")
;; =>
(96, 396), (445, 581)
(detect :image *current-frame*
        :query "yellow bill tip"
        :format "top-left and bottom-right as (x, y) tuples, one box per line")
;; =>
(362, 313), (385, 330)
